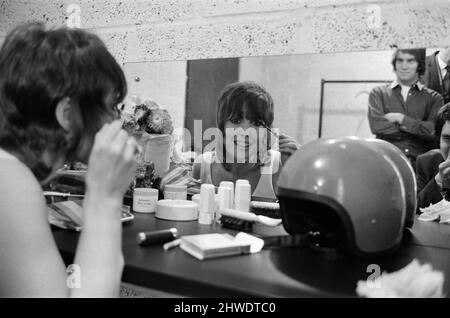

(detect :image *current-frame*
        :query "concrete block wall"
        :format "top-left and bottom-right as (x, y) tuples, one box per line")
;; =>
(0, 0), (449, 144)
(0, 0), (449, 64)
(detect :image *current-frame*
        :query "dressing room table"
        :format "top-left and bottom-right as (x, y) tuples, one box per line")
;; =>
(52, 213), (450, 297)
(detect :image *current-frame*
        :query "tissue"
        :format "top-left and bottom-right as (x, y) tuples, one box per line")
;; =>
(356, 259), (445, 298)
(419, 198), (450, 223)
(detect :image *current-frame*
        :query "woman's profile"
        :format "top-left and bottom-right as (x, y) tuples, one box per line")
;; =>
(0, 22), (138, 297)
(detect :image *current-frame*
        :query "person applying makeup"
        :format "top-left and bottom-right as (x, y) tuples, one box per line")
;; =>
(192, 81), (300, 201)
(0, 23), (138, 297)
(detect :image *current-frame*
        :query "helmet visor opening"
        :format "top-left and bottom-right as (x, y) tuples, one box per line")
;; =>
(280, 196), (347, 249)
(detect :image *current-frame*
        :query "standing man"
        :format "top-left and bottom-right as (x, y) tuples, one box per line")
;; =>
(368, 48), (444, 168)
(422, 48), (450, 104)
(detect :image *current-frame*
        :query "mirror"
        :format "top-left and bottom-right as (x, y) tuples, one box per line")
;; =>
(123, 48), (439, 152)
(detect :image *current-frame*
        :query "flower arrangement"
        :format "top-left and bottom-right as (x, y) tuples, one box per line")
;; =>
(121, 96), (176, 195)
(122, 98), (174, 137)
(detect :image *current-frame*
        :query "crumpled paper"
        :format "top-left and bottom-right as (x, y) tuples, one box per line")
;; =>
(419, 198), (450, 223)
(356, 259), (445, 298)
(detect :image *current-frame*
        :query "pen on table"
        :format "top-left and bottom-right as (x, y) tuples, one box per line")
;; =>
(163, 238), (181, 250)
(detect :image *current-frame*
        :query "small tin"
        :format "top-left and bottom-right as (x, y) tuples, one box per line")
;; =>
(133, 188), (159, 213)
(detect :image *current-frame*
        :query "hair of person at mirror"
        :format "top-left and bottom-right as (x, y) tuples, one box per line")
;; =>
(434, 103), (450, 147)
(391, 48), (426, 76)
(0, 22), (127, 181)
(215, 81), (274, 170)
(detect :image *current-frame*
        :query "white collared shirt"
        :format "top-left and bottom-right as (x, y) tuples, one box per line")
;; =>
(400, 85), (411, 101)
(390, 80), (424, 91)
(390, 80), (424, 101)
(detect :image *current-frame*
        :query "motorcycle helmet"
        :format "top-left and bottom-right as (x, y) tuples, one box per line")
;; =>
(276, 137), (408, 258)
(359, 138), (416, 228)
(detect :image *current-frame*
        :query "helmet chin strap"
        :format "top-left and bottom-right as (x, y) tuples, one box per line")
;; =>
(262, 233), (307, 248)
(261, 231), (344, 261)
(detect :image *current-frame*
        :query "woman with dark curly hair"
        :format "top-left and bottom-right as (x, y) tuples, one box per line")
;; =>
(193, 81), (300, 200)
(0, 23), (138, 296)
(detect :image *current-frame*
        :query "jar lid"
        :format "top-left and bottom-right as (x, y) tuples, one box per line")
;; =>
(134, 188), (159, 196)
(164, 184), (187, 192)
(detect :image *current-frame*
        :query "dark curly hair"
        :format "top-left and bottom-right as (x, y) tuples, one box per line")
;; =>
(0, 22), (127, 180)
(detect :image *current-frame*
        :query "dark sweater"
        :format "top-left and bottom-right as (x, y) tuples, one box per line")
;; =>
(416, 149), (444, 210)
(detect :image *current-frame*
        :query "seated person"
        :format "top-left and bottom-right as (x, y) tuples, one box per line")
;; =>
(192, 81), (300, 201)
(0, 23), (138, 296)
(416, 103), (450, 209)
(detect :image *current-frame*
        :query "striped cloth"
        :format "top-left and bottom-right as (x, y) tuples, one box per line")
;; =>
(159, 164), (202, 195)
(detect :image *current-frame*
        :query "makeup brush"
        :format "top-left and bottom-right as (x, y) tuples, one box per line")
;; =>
(263, 124), (280, 139)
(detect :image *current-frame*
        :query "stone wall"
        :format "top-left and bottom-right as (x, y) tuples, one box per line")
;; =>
(0, 0), (448, 144)
(0, 0), (449, 64)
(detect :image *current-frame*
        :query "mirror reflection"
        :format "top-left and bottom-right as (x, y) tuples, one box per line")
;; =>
(121, 47), (449, 207)
(123, 49), (414, 150)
